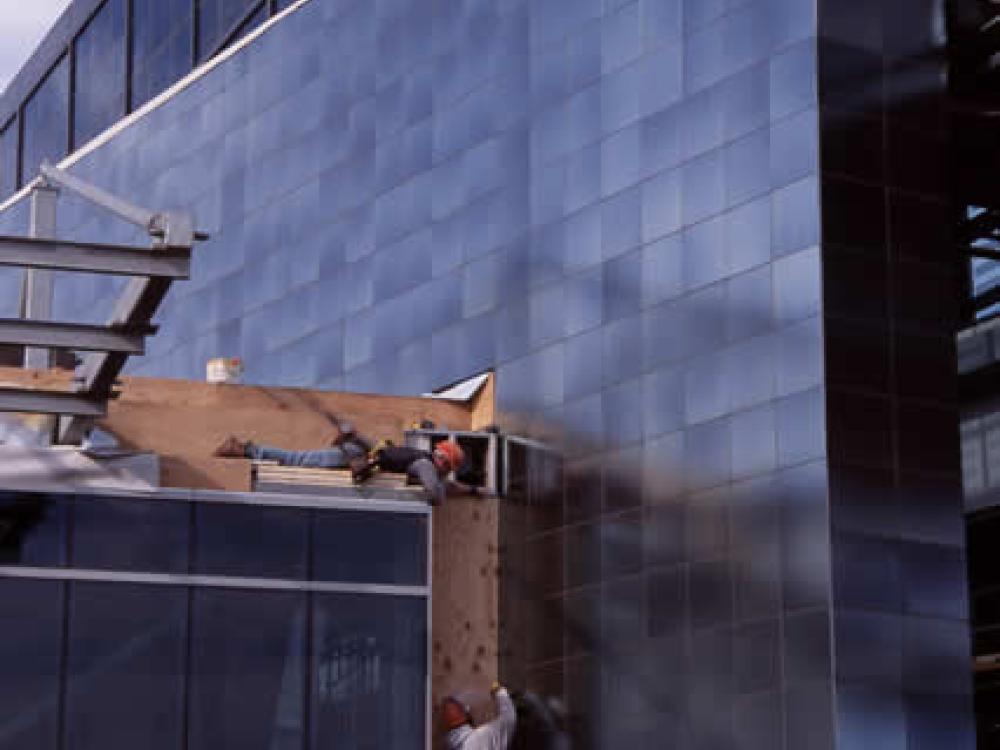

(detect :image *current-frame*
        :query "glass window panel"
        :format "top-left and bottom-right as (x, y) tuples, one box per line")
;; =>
(198, 0), (262, 62)
(312, 594), (426, 749)
(21, 55), (69, 183)
(193, 503), (307, 579)
(132, 0), (193, 110)
(313, 511), (427, 586)
(73, 0), (126, 147)
(64, 583), (186, 750)
(232, 4), (268, 47)
(0, 118), (16, 197)
(188, 588), (305, 750)
(0, 579), (63, 750)
(0, 492), (67, 566)
(72, 496), (189, 573)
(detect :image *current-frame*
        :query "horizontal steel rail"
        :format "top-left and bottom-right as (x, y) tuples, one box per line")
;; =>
(0, 318), (151, 354)
(0, 566), (429, 597)
(0, 235), (190, 278)
(0, 387), (106, 417)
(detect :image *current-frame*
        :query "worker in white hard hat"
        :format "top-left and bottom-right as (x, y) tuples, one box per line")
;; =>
(441, 682), (516, 750)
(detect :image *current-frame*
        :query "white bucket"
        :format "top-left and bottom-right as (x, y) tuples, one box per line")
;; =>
(206, 357), (244, 384)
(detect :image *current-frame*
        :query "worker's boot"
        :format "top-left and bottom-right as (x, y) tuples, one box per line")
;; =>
(350, 456), (374, 483)
(212, 436), (249, 458)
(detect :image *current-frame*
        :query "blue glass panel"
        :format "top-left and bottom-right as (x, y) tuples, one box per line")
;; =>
(73, 0), (126, 147)
(194, 502), (308, 579)
(64, 583), (186, 750)
(311, 594), (426, 749)
(188, 588), (305, 750)
(313, 511), (427, 586)
(0, 492), (67, 566)
(199, 0), (262, 61)
(72, 496), (189, 573)
(21, 55), (69, 182)
(0, 118), (16, 197)
(0, 579), (62, 750)
(231, 3), (269, 47)
(132, 0), (193, 109)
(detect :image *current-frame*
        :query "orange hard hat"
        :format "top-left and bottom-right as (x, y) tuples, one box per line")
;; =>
(433, 440), (465, 470)
(441, 697), (472, 731)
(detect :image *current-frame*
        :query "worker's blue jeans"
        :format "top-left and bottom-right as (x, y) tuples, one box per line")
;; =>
(247, 443), (356, 469)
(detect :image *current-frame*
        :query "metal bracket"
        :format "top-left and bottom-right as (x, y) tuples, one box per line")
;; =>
(38, 162), (208, 246)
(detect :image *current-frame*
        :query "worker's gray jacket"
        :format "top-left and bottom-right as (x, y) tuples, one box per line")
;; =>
(445, 689), (517, 750)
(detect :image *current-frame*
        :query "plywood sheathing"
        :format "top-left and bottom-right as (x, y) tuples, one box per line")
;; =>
(431, 495), (501, 731)
(468, 372), (496, 431)
(87, 375), (471, 491)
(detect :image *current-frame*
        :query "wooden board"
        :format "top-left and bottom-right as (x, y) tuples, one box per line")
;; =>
(431, 495), (501, 732)
(89, 375), (474, 491)
(469, 372), (496, 431)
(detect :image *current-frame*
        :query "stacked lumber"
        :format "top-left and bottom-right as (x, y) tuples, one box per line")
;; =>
(251, 461), (426, 500)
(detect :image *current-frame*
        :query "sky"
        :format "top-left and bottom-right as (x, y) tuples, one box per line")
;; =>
(0, 0), (72, 94)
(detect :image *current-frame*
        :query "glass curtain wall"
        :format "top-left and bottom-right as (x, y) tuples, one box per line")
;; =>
(188, 588), (306, 750)
(311, 594), (426, 750)
(232, 3), (270, 48)
(20, 55), (69, 183)
(73, 0), (126, 147)
(0, 579), (62, 750)
(0, 119), (16, 199)
(198, 0), (263, 61)
(64, 583), (187, 750)
(131, 0), (195, 110)
(0, 491), (429, 749)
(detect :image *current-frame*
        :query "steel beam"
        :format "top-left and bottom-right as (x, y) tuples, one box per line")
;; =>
(0, 319), (150, 354)
(40, 162), (155, 233)
(59, 276), (173, 443)
(0, 236), (190, 278)
(0, 388), (106, 417)
(24, 184), (58, 369)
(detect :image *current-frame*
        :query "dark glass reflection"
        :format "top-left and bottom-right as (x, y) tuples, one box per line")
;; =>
(0, 118), (16, 197)
(64, 583), (186, 750)
(21, 55), (69, 182)
(73, 0), (126, 146)
(188, 588), (305, 750)
(0, 579), (62, 750)
(313, 511), (427, 586)
(194, 503), (307, 579)
(231, 3), (269, 47)
(0, 493), (66, 566)
(311, 594), (426, 749)
(132, 0), (193, 110)
(198, 0), (261, 61)
(72, 496), (189, 572)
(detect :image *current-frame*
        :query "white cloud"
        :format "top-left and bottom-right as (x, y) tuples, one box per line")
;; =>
(0, 0), (73, 95)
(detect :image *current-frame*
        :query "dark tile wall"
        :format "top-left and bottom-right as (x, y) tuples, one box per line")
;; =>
(818, 1), (975, 747)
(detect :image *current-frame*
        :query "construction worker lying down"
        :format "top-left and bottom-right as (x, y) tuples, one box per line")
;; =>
(442, 683), (517, 750)
(211, 418), (371, 469)
(351, 440), (480, 506)
(213, 428), (478, 505)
